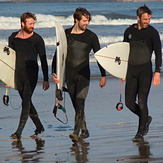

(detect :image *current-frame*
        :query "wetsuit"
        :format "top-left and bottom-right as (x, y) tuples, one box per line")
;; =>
(52, 27), (106, 136)
(123, 24), (162, 134)
(8, 31), (49, 137)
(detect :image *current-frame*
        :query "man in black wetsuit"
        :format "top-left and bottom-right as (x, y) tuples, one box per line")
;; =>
(52, 8), (106, 142)
(123, 5), (162, 142)
(8, 12), (49, 139)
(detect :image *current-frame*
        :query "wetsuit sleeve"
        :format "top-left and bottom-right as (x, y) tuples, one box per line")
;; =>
(8, 35), (13, 48)
(152, 30), (162, 72)
(123, 28), (130, 42)
(37, 36), (49, 81)
(97, 62), (106, 77)
(8, 32), (17, 49)
(91, 33), (106, 77)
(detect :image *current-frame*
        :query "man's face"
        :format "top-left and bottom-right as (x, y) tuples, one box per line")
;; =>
(22, 18), (35, 34)
(76, 15), (90, 31)
(137, 13), (151, 29)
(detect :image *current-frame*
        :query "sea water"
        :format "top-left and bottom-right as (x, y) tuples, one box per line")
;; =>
(0, 2), (163, 78)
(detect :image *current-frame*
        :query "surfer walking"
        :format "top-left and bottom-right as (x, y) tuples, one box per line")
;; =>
(123, 5), (162, 142)
(52, 8), (106, 142)
(8, 12), (49, 139)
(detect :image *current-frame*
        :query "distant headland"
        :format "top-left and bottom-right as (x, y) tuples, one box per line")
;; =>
(1, 0), (163, 3)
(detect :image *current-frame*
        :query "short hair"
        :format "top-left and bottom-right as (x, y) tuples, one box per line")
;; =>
(20, 12), (37, 24)
(73, 8), (91, 23)
(136, 4), (152, 17)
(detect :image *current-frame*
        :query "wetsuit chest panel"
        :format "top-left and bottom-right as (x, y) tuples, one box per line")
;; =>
(14, 38), (38, 71)
(66, 40), (90, 67)
(129, 41), (151, 65)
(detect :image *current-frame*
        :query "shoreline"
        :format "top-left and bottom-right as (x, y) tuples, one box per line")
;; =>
(0, 0), (162, 3)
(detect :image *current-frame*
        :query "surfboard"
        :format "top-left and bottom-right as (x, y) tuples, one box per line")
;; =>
(94, 42), (130, 79)
(0, 45), (16, 89)
(53, 22), (68, 123)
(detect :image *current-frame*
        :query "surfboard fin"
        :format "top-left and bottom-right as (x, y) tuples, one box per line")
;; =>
(115, 56), (121, 65)
(53, 105), (57, 116)
(3, 46), (10, 55)
(56, 89), (63, 101)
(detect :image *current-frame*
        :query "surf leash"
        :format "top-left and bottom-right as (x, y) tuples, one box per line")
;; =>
(116, 80), (123, 111)
(3, 85), (10, 106)
(53, 90), (68, 124)
(3, 85), (21, 110)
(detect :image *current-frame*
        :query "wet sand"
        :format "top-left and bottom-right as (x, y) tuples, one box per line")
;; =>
(0, 77), (163, 163)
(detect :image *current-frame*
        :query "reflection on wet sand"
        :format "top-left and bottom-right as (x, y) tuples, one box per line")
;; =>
(11, 138), (45, 162)
(124, 141), (151, 163)
(70, 140), (90, 162)
(1, 79), (163, 162)
(138, 141), (151, 159)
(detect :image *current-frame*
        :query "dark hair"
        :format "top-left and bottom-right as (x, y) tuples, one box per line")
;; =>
(73, 8), (91, 23)
(136, 4), (152, 17)
(20, 12), (37, 24)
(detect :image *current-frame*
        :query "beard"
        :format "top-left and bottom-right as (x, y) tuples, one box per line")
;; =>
(139, 19), (149, 29)
(78, 23), (87, 31)
(141, 23), (148, 29)
(23, 26), (34, 34)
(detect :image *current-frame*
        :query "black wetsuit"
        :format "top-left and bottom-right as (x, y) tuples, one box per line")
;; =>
(123, 24), (162, 134)
(8, 31), (49, 136)
(52, 27), (106, 136)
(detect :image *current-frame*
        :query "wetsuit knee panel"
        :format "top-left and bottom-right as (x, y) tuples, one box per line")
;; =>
(74, 98), (85, 112)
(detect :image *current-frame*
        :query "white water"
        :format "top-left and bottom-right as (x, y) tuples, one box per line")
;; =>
(0, 2), (163, 76)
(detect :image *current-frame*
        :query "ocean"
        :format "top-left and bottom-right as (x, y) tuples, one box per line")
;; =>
(1, 3), (163, 162)
(0, 1), (163, 78)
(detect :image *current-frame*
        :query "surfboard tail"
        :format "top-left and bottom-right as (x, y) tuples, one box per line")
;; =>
(0, 45), (16, 89)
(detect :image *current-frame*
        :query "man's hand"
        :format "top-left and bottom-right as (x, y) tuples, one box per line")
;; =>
(152, 72), (160, 86)
(99, 76), (106, 88)
(43, 81), (49, 90)
(52, 73), (60, 84)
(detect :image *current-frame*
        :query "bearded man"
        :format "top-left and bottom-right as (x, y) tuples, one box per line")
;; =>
(123, 5), (162, 142)
(52, 8), (106, 142)
(9, 12), (49, 139)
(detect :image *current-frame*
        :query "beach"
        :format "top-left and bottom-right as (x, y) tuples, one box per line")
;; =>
(0, 76), (163, 163)
(0, 1), (163, 162)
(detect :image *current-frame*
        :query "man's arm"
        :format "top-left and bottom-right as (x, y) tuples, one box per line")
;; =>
(152, 29), (162, 86)
(37, 35), (49, 90)
(91, 33), (107, 87)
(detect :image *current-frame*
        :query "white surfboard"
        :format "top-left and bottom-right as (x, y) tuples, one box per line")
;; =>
(0, 45), (16, 89)
(55, 22), (67, 93)
(94, 42), (130, 79)
(53, 22), (68, 123)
